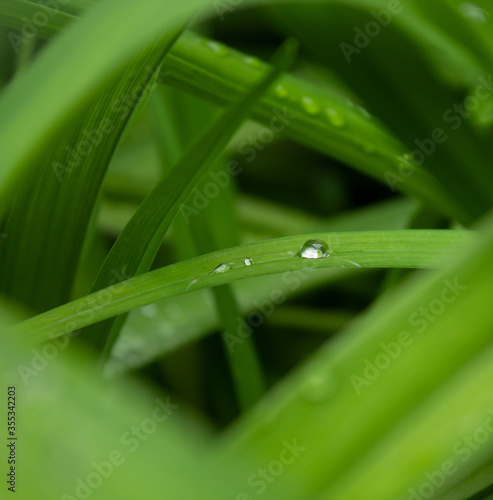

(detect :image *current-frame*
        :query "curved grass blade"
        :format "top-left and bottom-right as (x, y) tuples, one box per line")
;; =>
(11, 229), (472, 344)
(0, 0), (213, 206)
(0, 1), (462, 221)
(106, 197), (416, 375)
(0, 322), (255, 500)
(213, 217), (493, 500)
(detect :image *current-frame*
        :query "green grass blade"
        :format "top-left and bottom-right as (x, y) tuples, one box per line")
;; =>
(0, 37), (179, 312)
(0, 0), (212, 204)
(213, 216), (493, 499)
(0, 2), (462, 221)
(0, 324), (254, 500)
(12, 229), (472, 343)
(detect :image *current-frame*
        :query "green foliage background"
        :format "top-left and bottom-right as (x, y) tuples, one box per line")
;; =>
(1, 1), (493, 499)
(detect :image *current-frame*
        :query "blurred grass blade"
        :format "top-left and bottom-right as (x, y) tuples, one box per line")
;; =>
(213, 215), (493, 500)
(0, 1), (462, 221)
(12, 229), (472, 343)
(80, 39), (298, 364)
(0, 34), (180, 312)
(0, 326), (254, 500)
(0, 0), (212, 204)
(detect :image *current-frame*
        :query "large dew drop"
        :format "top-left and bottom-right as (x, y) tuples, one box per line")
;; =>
(298, 239), (330, 259)
(213, 263), (231, 274)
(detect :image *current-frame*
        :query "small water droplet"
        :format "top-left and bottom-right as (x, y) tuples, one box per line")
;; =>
(274, 84), (289, 99)
(298, 239), (330, 259)
(243, 56), (262, 67)
(244, 258), (253, 266)
(324, 107), (345, 127)
(186, 278), (199, 291)
(207, 40), (226, 54)
(140, 304), (157, 318)
(301, 372), (334, 402)
(301, 96), (320, 115)
(213, 263), (231, 273)
(460, 3), (489, 23)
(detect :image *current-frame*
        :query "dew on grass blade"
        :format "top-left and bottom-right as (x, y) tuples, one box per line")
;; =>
(213, 263), (231, 273)
(298, 239), (330, 259)
(206, 40), (227, 55)
(301, 96), (320, 115)
(324, 107), (345, 127)
(244, 258), (253, 266)
(274, 84), (288, 99)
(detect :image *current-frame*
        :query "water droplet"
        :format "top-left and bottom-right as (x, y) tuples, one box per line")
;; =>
(301, 96), (320, 115)
(213, 263), (231, 273)
(297, 239), (330, 259)
(460, 3), (489, 23)
(207, 40), (226, 54)
(324, 107), (345, 127)
(301, 372), (334, 402)
(243, 56), (262, 67)
(186, 278), (199, 291)
(274, 84), (289, 99)
(244, 258), (253, 266)
(140, 304), (157, 318)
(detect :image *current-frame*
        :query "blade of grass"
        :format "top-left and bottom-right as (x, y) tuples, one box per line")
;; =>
(0, 34), (180, 312)
(12, 229), (472, 344)
(213, 215), (493, 500)
(0, 2), (463, 221)
(107, 268), (358, 376)
(0, 0), (214, 206)
(0, 321), (258, 500)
